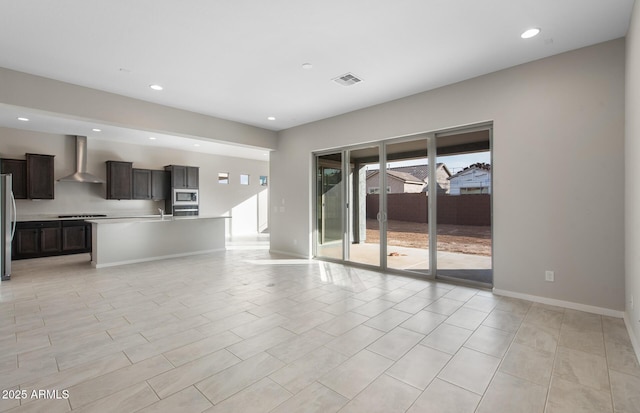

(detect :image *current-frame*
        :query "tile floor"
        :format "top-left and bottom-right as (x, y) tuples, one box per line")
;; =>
(0, 244), (639, 413)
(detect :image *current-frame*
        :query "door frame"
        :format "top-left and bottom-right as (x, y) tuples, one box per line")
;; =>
(434, 123), (493, 287)
(312, 122), (493, 287)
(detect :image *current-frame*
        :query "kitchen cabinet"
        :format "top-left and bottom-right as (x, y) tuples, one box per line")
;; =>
(0, 154), (54, 200)
(13, 220), (91, 259)
(106, 161), (133, 200)
(132, 169), (168, 200)
(187, 166), (199, 189)
(13, 221), (62, 259)
(165, 165), (199, 189)
(151, 170), (169, 200)
(26, 154), (55, 199)
(40, 226), (62, 253)
(132, 168), (152, 200)
(61, 221), (91, 252)
(0, 158), (27, 199)
(14, 226), (39, 257)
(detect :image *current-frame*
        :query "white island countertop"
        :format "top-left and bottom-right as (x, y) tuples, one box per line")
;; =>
(86, 215), (229, 224)
(89, 215), (229, 268)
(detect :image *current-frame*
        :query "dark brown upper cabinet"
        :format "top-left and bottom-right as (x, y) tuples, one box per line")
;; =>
(132, 169), (169, 200)
(132, 168), (152, 200)
(26, 154), (55, 199)
(0, 158), (28, 199)
(151, 170), (169, 200)
(106, 161), (133, 200)
(186, 166), (199, 189)
(165, 165), (199, 189)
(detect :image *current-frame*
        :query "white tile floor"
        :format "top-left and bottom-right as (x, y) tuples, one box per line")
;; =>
(1, 244), (639, 413)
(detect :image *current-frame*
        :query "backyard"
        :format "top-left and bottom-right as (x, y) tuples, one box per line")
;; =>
(366, 219), (491, 256)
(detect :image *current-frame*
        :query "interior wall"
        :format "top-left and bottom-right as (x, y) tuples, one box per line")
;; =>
(0, 67), (278, 150)
(625, 2), (640, 348)
(272, 39), (625, 312)
(0, 127), (269, 235)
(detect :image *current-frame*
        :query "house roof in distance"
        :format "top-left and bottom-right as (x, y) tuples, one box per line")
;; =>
(449, 162), (492, 179)
(389, 163), (451, 182)
(367, 169), (423, 184)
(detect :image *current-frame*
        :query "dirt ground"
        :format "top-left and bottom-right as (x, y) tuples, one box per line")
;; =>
(366, 219), (492, 256)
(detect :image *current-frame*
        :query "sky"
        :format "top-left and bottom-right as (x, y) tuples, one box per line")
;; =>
(433, 152), (491, 173)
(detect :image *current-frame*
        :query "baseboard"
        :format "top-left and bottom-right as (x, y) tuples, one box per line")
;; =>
(268, 249), (311, 259)
(492, 288), (625, 318)
(92, 249), (225, 268)
(624, 312), (640, 364)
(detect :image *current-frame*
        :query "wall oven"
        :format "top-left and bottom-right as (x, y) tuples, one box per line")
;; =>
(172, 205), (199, 216)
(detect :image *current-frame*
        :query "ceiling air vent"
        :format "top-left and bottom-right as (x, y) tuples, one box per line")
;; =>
(333, 72), (363, 86)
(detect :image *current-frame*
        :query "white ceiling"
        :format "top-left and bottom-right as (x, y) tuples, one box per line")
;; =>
(0, 0), (634, 158)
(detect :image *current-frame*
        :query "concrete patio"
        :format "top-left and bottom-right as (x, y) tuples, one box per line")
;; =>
(317, 242), (492, 284)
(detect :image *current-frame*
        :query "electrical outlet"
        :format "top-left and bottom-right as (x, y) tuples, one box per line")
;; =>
(545, 270), (555, 282)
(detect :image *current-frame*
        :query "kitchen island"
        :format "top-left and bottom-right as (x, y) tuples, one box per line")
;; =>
(87, 215), (228, 268)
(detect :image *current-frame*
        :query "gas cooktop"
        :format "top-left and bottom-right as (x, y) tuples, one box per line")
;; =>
(57, 214), (108, 219)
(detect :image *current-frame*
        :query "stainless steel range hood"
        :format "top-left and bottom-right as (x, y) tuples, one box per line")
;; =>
(57, 136), (105, 183)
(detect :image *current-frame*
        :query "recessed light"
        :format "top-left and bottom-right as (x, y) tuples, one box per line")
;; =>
(267, 116), (276, 121)
(17, 117), (29, 122)
(149, 137), (157, 140)
(521, 28), (541, 39)
(149, 84), (164, 91)
(194, 144), (200, 147)
(302, 63), (313, 70)
(92, 128), (101, 132)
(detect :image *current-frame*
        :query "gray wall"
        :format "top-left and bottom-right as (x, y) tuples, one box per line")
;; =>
(0, 127), (269, 235)
(271, 39), (625, 312)
(626, 2), (640, 348)
(0, 67), (277, 150)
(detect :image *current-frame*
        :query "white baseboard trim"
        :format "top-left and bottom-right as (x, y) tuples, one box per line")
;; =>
(91, 249), (225, 268)
(268, 249), (311, 259)
(624, 312), (640, 364)
(492, 288), (625, 318)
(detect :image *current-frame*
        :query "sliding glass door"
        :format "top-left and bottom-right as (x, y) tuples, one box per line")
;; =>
(313, 123), (492, 286)
(435, 128), (493, 285)
(384, 138), (430, 274)
(347, 146), (382, 267)
(316, 153), (344, 260)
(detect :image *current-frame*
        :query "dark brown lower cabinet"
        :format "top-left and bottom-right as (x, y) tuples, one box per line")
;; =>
(13, 220), (91, 260)
(14, 226), (40, 256)
(40, 226), (62, 253)
(62, 221), (92, 252)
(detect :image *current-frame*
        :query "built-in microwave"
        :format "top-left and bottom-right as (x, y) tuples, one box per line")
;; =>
(173, 188), (198, 205)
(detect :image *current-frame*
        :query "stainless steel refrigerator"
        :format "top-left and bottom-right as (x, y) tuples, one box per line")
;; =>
(1, 174), (17, 281)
